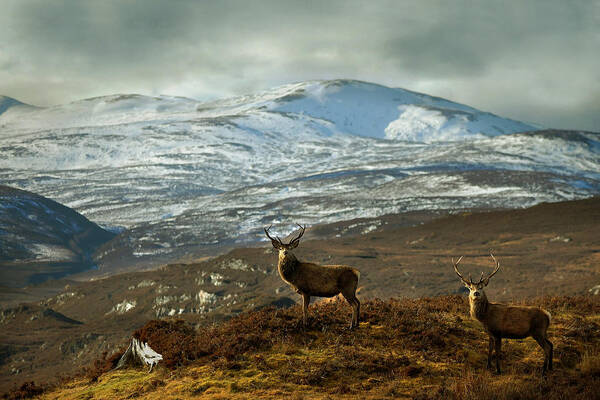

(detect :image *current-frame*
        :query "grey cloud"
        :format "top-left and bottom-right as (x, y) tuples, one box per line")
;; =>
(0, 0), (598, 131)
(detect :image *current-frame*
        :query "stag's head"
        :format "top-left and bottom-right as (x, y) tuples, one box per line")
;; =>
(453, 253), (500, 301)
(264, 224), (306, 259)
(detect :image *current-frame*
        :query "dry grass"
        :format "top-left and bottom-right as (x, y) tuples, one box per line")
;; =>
(26, 295), (600, 399)
(2, 382), (44, 400)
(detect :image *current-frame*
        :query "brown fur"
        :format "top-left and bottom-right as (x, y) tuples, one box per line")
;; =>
(266, 226), (361, 328)
(455, 254), (553, 375)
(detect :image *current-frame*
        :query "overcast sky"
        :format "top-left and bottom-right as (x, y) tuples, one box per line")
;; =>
(1, 0), (598, 131)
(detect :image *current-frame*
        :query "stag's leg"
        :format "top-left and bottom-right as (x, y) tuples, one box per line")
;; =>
(302, 293), (310, 328)
(546, 339), (553, 371)
(354, 297), (360, 326)
(494, 337), (502, 374)
(341, 291), (359, 329)
(534, 335), (553, 375)
(350, 296), (360, 328)
(487, 336), (494, 369)
(343, 272), (360, 329)
(533, 335), (548, 374)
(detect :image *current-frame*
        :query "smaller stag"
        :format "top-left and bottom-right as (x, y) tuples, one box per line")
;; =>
(453, 253), (553, 375)
(265, 224), (361, 329)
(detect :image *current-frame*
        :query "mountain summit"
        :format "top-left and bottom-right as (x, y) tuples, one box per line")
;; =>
(192, 79), (538, 142)
(267, 80), (537, 141)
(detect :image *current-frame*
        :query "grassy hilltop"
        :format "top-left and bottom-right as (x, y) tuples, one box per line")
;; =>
(3, 198), (599, 393)
(30, 295), (600, 400)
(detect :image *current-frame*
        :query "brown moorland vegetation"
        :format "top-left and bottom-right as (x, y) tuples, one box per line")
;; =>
(2, 197), (598, 395)
(35, 294), (600, 400)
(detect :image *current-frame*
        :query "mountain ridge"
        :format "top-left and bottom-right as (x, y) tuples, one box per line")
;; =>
(0, 79), (539, 139)
(1, 80), (598, 274)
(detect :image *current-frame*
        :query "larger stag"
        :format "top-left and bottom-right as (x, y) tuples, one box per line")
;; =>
(265, 224), (361, 329)
(453, 253), (553, 375)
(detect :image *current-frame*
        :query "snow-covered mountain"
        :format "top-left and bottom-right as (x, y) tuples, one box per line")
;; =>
(1, 80), (598, 273)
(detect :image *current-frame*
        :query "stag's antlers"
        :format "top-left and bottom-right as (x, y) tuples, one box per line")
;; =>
(264, 225), (282, 248)
(264, 224), (306, 248)
(453, 256), (469, 284)
(288, 224), (305, 248)
(453, 252), (501, 286)
(482, 253), (500, 286)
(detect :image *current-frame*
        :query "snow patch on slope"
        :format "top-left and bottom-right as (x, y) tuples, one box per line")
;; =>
(107, 299), (137, 314)
(385, 105), (481, 142)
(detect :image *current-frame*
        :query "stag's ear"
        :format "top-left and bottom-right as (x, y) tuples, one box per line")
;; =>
(482, 278), (490, 287)
(288, 239), (300, 249)
(270, 239), (282, 249)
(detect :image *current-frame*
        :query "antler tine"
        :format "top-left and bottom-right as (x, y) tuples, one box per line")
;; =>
(474, 271), (485, 285)
(486, 252), (501, 281)
(264, 225), (283, 245)
(288, 223), (306, 246)
(452, 256), (469, 285)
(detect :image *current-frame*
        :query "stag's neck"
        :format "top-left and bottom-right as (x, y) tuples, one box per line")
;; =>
(278, 252), (299, 281)
(469, 295), (489, 322)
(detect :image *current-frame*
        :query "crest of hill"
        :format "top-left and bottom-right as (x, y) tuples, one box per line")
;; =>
(199, 79), (539, 141)
(32, 295), (600, 400)
(270, 79), (538, 140)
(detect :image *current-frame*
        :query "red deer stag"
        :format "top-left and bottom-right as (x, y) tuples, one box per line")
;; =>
(453, 253), (553, 375)
(265, 224), (361, 329)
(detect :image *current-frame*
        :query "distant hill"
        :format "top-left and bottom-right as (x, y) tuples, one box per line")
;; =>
(0, 186), (115, 287)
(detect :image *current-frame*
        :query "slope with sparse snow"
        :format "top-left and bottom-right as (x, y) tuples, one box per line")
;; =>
(0, 80), (598, 272)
